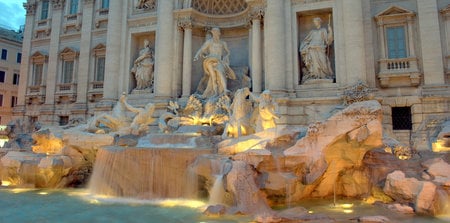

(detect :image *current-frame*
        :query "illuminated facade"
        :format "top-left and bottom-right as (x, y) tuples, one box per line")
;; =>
(16, 0), (450, 149)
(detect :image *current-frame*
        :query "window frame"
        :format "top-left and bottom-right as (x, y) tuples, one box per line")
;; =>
(16, 53), (22, 63)
(13, 73), (19, 85)
(1, 49), (7, 60)
(69, 0), (79, 15)
(0, 71), (5, 83)
(40, 0), (49, 20)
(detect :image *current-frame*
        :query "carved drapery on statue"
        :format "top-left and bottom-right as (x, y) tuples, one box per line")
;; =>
(194, 28), (236, 98)
(299, 15), (335, 84)
(131, 39), (154, 91)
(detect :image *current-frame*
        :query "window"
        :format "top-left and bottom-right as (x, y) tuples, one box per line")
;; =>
(0, 95), (3, 107)
(62, 60), (74, 83)
(101, 0), (109, 9)
(1, 49), (7, 60)
(392, 107), (412, 130)
(59, 116), (69, 126)
(33, 64), (43, 86)
(41, 0), (49, 20)
(16, 53), (22, 63)
(11, 96), (17, 107)
(69, 0), (78, 15)
(386, 26), (407, 59)
(13, 73), (19, 85)
(0, 71), (4, 83)
(95, 57), (105, 81)
(30, 116), (38, 123)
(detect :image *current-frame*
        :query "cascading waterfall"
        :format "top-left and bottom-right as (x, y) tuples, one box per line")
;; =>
(208, 158), (232, 205)
(88, 146), (211, 199)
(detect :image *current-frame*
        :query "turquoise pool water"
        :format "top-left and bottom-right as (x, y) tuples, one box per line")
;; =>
(0, 188), (448, 223)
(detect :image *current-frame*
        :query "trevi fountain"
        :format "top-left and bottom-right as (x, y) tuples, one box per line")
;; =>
(2, 11), (450, 223)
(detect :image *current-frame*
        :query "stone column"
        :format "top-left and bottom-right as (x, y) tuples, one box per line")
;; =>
(418, 0), (445, 85)
(342, 0), (366, 84)
(154, 0), (175, 98)
(102, 0), (122, 101)
(264, 0), (285, 94)
(251, 17), (263, 93)
(76, 0), (94, 104)
(45, 1), (64, 104)
(180, 19), (193, 97)
(17, 3), (36, 107)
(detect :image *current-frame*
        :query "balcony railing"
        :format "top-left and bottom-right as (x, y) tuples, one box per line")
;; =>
(377, 57), (421, 88)
(57, 83), (77, 92)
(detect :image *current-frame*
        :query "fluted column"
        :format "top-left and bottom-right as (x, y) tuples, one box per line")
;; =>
(17, 3), (36, 107)
(180, 19), (193, 97)
(76, 0), (94, 103)
(45, 1), (64, 104)
(102, 0), (122, 101)
(264, 0), (285, 94)
(418, 0), (445, 85)
(154, 0), (175, 98)
(251, 17), (263, 93)
(342, 0), (366, 84)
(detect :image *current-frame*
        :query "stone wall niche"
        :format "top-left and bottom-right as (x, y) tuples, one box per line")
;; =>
(297, 9), (335, 85)
(129, 32), (156, 94)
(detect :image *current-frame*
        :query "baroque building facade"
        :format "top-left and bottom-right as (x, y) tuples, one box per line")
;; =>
(0, 27), (22, 125)
(16, 0), (450, 150)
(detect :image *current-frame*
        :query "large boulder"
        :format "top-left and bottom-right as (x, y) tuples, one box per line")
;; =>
(283, 100), (383, 197)
(383, 170), (446, 215)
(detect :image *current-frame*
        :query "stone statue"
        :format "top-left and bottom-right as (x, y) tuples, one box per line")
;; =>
(131, 39), (154, 90)
(86, 93), (155, 135)
(299, 16), (334, 83)
(222, 87), (254, 138)
(194, 27), (236, 98)
(251, 90), (280, 132)
(87, 94), (131, 133)
(120, 96), (156, 135)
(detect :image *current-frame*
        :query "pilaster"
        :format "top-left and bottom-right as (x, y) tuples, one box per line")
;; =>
(264, 0), (286, 94)
(154, 0), (175, 98)
(76, 0), (95, 104)
(102, 0), (123, 101)
(45, 0), (64, 105)
(418, 0), (445, 85)
(179, 18), (193, 97)
(341, 0), (366, 84)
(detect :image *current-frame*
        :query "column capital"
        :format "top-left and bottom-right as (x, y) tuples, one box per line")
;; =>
(23, 2), (36, 15)
(248, 5), (265, 21)
(177, 17), (192, 30)
(52, 0), (65, 10)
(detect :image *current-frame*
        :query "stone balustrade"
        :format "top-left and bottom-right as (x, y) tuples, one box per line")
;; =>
(377, 57), (422, 88)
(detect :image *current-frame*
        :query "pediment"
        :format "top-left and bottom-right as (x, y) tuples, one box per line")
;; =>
(376, 5), (415, 18)
(60, 47), (78, 54)
(60, 47), (79, 59)
(31, 51), (48, 62)
(93, 43), (106, 50)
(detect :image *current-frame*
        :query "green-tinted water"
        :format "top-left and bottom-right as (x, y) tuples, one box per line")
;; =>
(0, 188), (448, 223)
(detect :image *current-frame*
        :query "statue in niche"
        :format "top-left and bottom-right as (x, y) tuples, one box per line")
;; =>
(194, 27), (236, 98)
(131, 39), (154, 90)
(299, 16), (334, 83)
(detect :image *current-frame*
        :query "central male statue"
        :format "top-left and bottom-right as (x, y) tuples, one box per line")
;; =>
(194, 27), (236, 98)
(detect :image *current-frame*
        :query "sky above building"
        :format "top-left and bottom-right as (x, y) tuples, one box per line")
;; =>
(0, 0), (26, 31)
